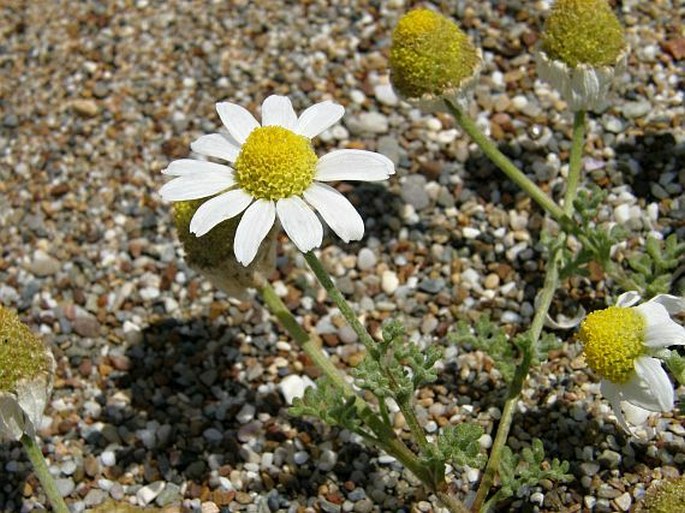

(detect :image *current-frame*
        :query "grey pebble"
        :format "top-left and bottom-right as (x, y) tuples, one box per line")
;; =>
(401, 175), (430, 210)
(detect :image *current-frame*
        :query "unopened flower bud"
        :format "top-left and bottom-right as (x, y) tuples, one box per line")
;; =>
(173, 199), (276, 299)
(390, 8), (481, 111)
(0, 307), (55, 440)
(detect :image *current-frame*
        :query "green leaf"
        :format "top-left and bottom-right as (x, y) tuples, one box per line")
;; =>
(497, 439), (573, 502)
(290, 377), (363, 433)
(437, 423), (487, 469)
(450, 316), (516, 382)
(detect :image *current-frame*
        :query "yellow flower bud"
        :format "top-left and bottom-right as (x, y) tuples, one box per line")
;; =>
(635, 476), (685, 513)
(0, 307), (55, 440)
(389, 8), (481, 111)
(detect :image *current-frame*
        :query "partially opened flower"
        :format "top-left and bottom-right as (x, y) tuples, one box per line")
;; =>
(160, 95), (394, 266)
(389, 8), (482, 111)
(536, 0), (628, 111)
(0, 307), (55, 441)
(578, 292), (685, 433)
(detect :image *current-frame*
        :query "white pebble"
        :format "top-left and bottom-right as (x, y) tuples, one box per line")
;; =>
(136, 481), (165, 506)
(382, 270), (400, 295)
(278, 374), (315, 405)
(357, 248), (377, 271)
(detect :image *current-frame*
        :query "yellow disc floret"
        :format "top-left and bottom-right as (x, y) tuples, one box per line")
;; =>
(578, 306), (645, 383)
(234, 126), (317, 201)
(390, 8), (480, 100)
(635, 476), (685, 513)
(0, 307), (51, 392)
(542, 0), (625, 67)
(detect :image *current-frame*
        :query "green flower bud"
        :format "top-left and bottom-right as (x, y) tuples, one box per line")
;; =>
(389, 8), (481, 111)
(542, 0), (625, 67)
(0, 307), (55, 440)
(635, 476), (685, 513)
(173, 199), (276, 298)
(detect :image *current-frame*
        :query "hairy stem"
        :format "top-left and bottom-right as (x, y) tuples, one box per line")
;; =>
(445, 100), (566, 224)
(471, 109), (586, 512)
(21, 434), (70, 513)
(260, 282), (457, 504)
(303, 251), (376, 349)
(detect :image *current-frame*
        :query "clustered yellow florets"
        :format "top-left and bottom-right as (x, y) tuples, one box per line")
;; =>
(389, 8), (480, 101)
(578, 306), (645, 383)
(0, 307), (51, 392)
(234, 126), (317, 201)
(635, 476), (685, 513)
(173, 200), (239, 269)
(542, 0), (625, 67)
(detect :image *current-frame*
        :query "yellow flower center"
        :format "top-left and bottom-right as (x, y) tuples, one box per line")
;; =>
(578, 306), (645, 383)
(0, 306), (51, 392)
(234, 126), (317, 201)
(542, 0), (625, 67)
(389, 8), (480, 100)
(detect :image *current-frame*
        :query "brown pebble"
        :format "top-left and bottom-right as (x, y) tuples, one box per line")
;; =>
(50, 183), (70, 197)
(84, 455), (100, 477)
(235, 491), (252, 505)
(662, 37), (685, 60)
(71, 99), (99, 117)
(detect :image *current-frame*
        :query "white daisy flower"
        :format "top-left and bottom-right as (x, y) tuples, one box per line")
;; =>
(160, 95), (395, 266)
(578, 292), (685, 433)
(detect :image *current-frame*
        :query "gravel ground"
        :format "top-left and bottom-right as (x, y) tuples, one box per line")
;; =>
(1, 1), (684, 512)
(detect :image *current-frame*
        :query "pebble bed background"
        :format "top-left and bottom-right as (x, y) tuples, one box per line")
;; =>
(1, 1), (683, 512)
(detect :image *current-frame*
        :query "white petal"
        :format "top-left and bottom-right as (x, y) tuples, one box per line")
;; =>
(303, 183), (364, 243)
(636, 301), (685, 348)
(615, 291), (641, 308)
(160, 173), (235, 201)
(189, 189), (253, 237)
(649, 294), (685, 315)
(234, 200), (276, 266)
(316, 149), (395, 182)
(295, 101), (345, 138)
(15, 378), (49, 436)
(621, 401), (652, 427)
(190, 134), (241, 162)
(261, 95), (297, 130)
(0, 393), (26, 441)
(627, 357), (674, 412)
(163, 159), (235, 177)
(276, 196), (323, 253)
(600, 380), (631, 433)
(216, 101), (260, 144)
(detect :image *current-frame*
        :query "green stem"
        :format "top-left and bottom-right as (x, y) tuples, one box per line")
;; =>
(470, 109), (587, 513)
(303, 251), (375, 349)
(471, 250), (560, 513)
(445, 100), (566, 224)
(259, 282), (441, 494)
(21, 434), (69, 513)
(564, 110), (586, 216)
(274, 258), (468, 513)
(396, 394), (432, 457)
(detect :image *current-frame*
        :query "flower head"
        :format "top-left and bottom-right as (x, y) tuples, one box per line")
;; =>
(578, 292), (685, 433)
(389, 8), (481, 111)
(161, 95), (394, 266)
(536, 0), (628, 111)
(635, 475), (685, 513)
(0, 307), (55, 440)
(173, 199), (276, 298)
